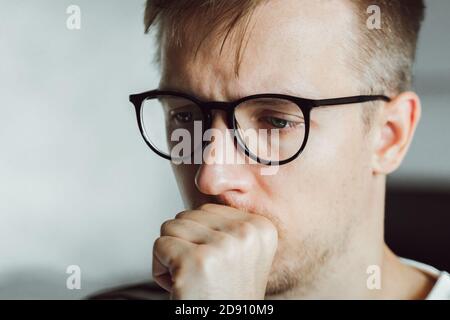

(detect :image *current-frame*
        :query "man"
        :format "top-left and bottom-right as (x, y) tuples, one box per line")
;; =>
(92, 0), (450, 299)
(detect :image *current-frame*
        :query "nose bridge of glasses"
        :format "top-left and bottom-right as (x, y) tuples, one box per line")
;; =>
(200, 102), (238, 165)
(200, 101), (235, 129)
(202, 101), (232, 112)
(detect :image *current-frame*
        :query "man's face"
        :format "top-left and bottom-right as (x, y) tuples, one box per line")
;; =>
(159, 0), (377, 294)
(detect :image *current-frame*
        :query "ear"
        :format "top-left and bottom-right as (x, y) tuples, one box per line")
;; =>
(372, 91), (421, 175)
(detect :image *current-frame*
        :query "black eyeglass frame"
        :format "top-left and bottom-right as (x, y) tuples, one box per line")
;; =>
(129, 89), (391, 166)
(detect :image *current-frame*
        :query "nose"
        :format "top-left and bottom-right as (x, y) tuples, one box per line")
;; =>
(195, 111), (254, 196)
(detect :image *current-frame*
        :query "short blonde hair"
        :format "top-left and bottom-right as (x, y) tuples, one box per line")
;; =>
(144, 0), (425, 96)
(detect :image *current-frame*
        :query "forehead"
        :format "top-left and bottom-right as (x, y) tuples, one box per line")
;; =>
(159, 0), (358, 100)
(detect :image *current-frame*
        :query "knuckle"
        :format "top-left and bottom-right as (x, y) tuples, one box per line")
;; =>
(256, 220), (278, 246)
(153, 235), (177, 252)
(214, 230), (233, 243)
(153, 236), (166, 252)
(251, 215), (277, 233)
(175, 210), (189, 219)
(198, 203), (215, 212)
(234, 220), (256, 238)
(211, 231), (238, 253)
(153, 237), (189, 267)
(160, 219), (175, 235)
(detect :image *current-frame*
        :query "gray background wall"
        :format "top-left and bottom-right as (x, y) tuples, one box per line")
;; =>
(0, 0), (449, 299)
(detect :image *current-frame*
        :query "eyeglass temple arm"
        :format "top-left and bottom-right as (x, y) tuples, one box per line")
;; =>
(314, 95), (391, 107)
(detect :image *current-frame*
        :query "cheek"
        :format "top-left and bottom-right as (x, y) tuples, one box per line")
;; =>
(261, 110), (371, 233)
(306, 108), (371, 183)
(306, 111), (371, 216)
(171, 164), (202, 208)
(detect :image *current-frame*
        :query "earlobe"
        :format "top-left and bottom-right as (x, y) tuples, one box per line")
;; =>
(372, 91), (421, 175)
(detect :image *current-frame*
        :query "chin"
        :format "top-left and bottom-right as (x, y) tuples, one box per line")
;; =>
(265, 239), (335, 296)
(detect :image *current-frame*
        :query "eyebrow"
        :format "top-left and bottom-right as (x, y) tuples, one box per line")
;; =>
(157, 86), (321, 103)
(158, 75), (322, 101)
(276, 88), (321, 100)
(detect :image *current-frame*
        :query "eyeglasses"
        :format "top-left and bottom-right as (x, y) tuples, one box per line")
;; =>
(129, 90), (391, 166)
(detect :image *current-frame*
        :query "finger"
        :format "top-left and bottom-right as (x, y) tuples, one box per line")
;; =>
(160, 218), (217, 244)
(152, 253), (172, 292)
(175, 206), (250, 232)
(176, 205), (271, 237)
(176, 205), (277, 242)
(153, 235), (194, 270)
(198, 203), (251, 220)
(175, 210), (231, 232)
(152, 236), (194, 292)
(198, 204), (279, 236)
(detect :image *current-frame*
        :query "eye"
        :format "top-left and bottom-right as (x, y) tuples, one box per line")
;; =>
(260, 115), (300, 130)
(251, 108), (304, 132)
(264, 116), (289, 129)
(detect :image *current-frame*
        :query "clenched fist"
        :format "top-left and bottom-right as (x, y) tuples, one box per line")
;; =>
(152, 203), (278, 299)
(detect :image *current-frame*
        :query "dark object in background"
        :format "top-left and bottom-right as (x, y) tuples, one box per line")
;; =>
(385, 183), (450, 272)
